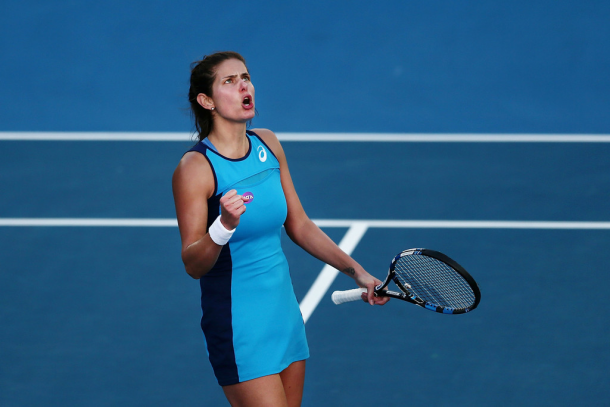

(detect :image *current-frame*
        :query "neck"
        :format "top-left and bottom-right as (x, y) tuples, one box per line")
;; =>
(207, 120), (249, 159)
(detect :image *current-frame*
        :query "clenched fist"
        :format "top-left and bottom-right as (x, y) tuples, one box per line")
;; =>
(219, 189), (247, 230)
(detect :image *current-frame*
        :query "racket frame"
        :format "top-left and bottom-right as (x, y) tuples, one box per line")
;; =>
(373, 248), (481, 314)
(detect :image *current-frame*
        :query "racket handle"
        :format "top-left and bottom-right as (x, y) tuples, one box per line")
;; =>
(331, 288), (367, 305)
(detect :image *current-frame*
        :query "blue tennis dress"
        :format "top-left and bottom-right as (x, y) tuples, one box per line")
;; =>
(187, 130), (309, 386)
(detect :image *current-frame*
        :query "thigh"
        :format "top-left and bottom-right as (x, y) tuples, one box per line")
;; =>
(223, 374), (288, 407)
(279, 360), (306, 407)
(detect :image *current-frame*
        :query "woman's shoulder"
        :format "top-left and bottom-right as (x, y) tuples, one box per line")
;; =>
(173, 149), (215, 195)
(177, 147), (212, 170)
(250, 128), (284, 156)
(250, 128), (277, 142)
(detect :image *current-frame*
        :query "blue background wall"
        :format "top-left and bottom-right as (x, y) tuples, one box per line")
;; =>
(1, 0), (609, 133)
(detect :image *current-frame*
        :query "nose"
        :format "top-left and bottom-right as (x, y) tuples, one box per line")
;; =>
(239, 78), (249, 91)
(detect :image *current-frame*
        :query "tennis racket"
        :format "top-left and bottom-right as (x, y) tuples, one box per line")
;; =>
(331, 248), (481, 314)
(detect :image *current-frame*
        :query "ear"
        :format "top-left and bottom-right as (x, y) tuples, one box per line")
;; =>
(196, 93), (214, 111)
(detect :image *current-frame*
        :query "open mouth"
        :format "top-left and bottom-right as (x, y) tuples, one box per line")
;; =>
(242, 95), (252, 108)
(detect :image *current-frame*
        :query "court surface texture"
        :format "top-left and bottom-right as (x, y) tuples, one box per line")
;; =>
(1, 1), (609, 406)
(1, 135), (609, 406)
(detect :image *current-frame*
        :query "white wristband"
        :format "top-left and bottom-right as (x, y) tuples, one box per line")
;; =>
(208, 216), (235, 246)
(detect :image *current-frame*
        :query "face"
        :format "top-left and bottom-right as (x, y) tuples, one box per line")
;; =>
(201, 58), (255, 123)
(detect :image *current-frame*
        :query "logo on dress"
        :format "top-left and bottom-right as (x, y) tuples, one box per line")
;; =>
(257, 145), (267, 162)
(243, 192), (254, 204)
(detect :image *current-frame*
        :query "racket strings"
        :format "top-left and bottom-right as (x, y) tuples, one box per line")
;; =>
(394, 255), (475, 309)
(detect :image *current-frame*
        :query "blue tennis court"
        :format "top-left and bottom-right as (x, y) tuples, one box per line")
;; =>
(1, 1), (609, 406)
(1, 138), (609, 406)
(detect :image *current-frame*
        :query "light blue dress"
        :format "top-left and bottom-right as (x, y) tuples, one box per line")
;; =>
(187, 130), (309, 386)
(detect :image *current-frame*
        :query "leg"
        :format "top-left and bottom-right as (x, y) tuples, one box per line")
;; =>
(223, 374), (288, 407)
(279, 360), (306, 407)
(221, 360), (306, 407)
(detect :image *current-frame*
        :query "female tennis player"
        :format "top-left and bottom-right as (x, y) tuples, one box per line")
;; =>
(172, 51), (389, 407)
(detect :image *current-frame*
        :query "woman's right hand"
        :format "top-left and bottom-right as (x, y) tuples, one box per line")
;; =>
(219, 189), (247, 230)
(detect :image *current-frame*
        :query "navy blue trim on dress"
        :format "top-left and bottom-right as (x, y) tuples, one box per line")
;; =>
(202, 136), (253, 162)
(200, 137), (218, 152)
(187, 142), (218, 197)
(247, 130), (280, 161)
(200, 192), (238, 385)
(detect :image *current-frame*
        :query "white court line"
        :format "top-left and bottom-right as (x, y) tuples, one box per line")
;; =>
(2, 218), (610, 229)
(1, 132), (610, 142)
(3, 217), (609, 322)
(299, 222), (369, 324)
(313, 219), (610, 229)
(0, 218), (178, 227)
(278, 133), (610, 143)
(0, 132), (192, 141)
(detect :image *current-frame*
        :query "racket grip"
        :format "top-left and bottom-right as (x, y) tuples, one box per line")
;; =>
(331, 288), (367, 305)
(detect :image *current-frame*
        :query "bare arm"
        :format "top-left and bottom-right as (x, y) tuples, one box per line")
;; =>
(254, 129), (388, 305)
(172, 152), (246, 279)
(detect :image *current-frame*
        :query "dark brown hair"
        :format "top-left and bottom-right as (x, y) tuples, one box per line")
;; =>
(188, 51), (249, 142)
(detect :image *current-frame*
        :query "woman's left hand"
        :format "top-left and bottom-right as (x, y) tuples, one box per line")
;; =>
(356, 272), (390, 306)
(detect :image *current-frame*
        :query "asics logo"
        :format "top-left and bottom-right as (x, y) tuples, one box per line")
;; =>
(257, 145), (267, 162)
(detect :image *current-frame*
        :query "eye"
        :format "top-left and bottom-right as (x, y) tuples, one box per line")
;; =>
(224, 78), (233, 84)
